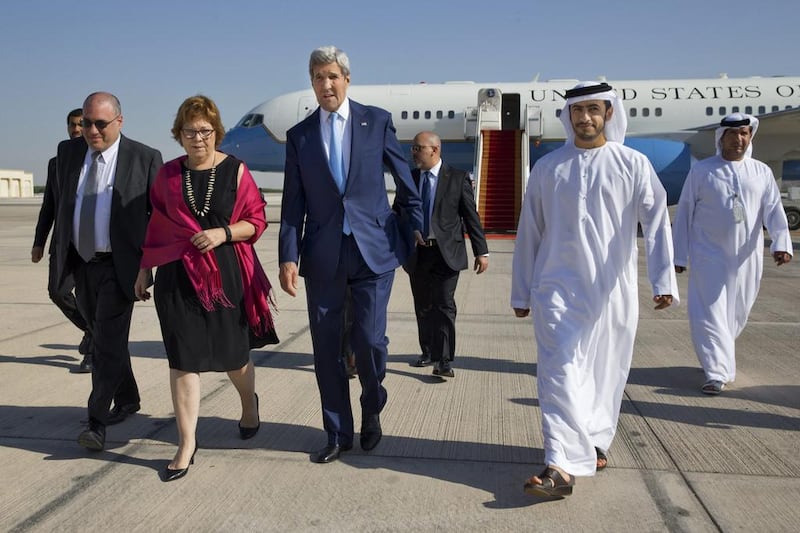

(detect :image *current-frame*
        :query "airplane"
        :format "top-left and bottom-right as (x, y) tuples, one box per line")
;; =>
(220, 75), (800, 232)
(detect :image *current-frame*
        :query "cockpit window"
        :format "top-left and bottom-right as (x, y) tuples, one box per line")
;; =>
(236, 114), (264, 128)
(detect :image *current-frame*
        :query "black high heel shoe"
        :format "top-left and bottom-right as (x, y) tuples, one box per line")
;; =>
(161, 445), (197, 482)
(239, 393), (260, 440)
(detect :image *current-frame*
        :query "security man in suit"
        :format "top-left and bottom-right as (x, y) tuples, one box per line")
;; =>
(54, 92), (163, 451)
(32, 108), (95, 373)
(279, 46), (424, 463)
(406, 131), (488, 378)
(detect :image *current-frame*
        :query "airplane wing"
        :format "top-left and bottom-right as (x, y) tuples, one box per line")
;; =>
(683, 107), (800, 168)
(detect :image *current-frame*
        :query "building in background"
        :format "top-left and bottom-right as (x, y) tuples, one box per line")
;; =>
(0, 169), (34, 198)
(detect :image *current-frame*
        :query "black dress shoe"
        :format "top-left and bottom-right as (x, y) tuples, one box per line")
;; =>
(433, 360), (455, 378)
(78, 332), (93, 355)
(239, 393), (260, 440)
(76, 354), (92, 374)
(77, 422), (105, 451)
(312, 443), (352, 464)
(410, 354), (432, 367)
(107, 402), (141, 426)
(161, 446), (197, 482)
(360, 414), (382, 451)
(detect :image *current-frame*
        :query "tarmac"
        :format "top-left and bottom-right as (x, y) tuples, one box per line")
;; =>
(0, 195), (798, 533)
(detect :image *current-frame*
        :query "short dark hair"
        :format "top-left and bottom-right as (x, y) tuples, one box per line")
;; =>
(67, 108), (82, 122)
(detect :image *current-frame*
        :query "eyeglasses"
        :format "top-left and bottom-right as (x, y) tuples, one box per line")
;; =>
(80, 115), (120, 130)
(182, 128), (215, 139)
(411, 145), (435, 152)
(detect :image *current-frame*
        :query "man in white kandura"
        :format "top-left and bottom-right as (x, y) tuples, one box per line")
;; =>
(511, 81), (679, 499)
(672, 113), (793, 396)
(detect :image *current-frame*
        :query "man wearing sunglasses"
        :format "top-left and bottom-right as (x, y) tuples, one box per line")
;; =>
(32, 108), (95, 373)
(53, 92), (163, 451)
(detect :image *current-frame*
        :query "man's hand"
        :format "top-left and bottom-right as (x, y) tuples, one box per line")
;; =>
(413, 230), (425, 247)
(474, 256), (488, 274)
(134, 268), (152, 301)
(653, 294), (673, 310)
(514, 308), (530, 318)
(774, 251), (792, 266)
(279, 262), (299, 297)
(31, 246), (44, 263)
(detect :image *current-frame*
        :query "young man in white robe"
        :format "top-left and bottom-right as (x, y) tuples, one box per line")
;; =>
(672, 113), (793, 396)
(511, 82), (679, 498)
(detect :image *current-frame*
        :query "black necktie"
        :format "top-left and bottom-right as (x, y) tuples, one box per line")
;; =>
(421, 171), (432, 238)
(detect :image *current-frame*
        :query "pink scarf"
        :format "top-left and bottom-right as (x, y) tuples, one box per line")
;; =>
(141, 156), (275, 336)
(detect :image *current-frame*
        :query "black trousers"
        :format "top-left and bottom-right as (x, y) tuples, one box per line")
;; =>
(47, 252), (90, 335)
(409, 244), (460, 363)
(72, 249), (140, 426)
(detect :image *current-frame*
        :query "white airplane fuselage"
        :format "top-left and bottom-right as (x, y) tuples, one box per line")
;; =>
(220, 75), (800, 203)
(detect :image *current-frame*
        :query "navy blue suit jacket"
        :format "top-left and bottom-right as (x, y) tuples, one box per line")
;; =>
(279, 100), (423, 279)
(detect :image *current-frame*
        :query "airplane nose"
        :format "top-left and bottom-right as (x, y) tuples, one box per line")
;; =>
(219, 126), (285, 173)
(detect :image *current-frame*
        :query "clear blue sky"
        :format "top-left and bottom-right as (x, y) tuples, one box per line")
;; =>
(1, 0), (797, 187)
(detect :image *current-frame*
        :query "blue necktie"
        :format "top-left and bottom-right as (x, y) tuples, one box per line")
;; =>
(328, 112), (345, 193)
(329, 112), (350, 234)
(421, 170), (432, 238)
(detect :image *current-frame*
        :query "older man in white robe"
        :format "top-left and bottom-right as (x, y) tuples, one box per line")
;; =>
(511, 82), (679, 499)
(672, 113), (793, 396)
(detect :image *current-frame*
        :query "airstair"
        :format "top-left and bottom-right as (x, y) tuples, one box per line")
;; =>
(466, 89), (541, 233)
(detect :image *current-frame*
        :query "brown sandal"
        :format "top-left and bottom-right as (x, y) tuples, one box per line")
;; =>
(596, 448), (608, 470)
(523, 467), (575, 498)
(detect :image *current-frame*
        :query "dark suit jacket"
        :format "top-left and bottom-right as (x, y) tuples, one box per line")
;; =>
(279, 99), (423, 279)
(33, 156), (59, 254)
(406, 162), (488, 272)
(53, 135), (163, 301)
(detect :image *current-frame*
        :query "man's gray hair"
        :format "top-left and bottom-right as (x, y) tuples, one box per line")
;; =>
(309, 46), (350, 79)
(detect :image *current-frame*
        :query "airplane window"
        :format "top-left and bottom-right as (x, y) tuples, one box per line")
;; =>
(436, 111), (443, 119)
(731, 106), (740, 113)
(401, 111), (408, 119)
(719, 106), (726, 115)
(706, 107), (713, 116)
(555, 109), (561, 118)
(413, 111), (420, 119)
(425, 111), (431, 119)
(655, 108), (662, 117)
(630, 108), (637, 117)
(238, 114), (264, 128)
(642, 108), (650, 117)
(758, 106), (766, 114)
(787, 105), (793, 110)
(772, 106), (779, 112)
(745, 106), (753, 114)
(448, 111), (455, 119)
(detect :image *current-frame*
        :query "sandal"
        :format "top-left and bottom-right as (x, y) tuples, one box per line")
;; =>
(595, 447), (608, 470)
(523, 466), (574, 498)
(701, 380), (725, 395)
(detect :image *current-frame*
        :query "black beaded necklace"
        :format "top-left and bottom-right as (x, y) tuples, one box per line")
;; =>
(184, 154), (216, 217)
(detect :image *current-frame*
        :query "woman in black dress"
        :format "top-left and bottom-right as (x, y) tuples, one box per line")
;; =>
(135, 95), (277, 481)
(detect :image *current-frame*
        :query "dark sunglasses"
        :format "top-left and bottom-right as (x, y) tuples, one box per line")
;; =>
(80, 115), (120, 130)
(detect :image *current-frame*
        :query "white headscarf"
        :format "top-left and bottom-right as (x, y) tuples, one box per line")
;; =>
(559, 81), (628, 145)
(715, 112), (759, 158)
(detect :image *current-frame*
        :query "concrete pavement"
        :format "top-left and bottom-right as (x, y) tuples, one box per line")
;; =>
(0, 196), (798, 532)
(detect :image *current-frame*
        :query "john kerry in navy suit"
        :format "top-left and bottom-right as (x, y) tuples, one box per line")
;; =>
(279, 46), (424, 463)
